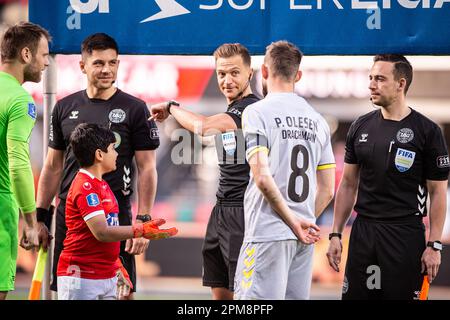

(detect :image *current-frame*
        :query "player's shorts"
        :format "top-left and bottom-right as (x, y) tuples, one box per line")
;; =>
(0, 193), (19, 292)
(234, 240), (314, 300)
(202, 200), (245, 291)
(342, 214), (425, 300)
(51, 193), (136, 292)
(57, 276), (117, 300)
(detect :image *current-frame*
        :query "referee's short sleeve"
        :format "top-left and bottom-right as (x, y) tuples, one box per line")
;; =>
(344, 120), (358, 164)
(130, 102), (160, 151)
(424, 124), (450, 180)
(48, 102), (66, 150)
(225, 108), (242, 129)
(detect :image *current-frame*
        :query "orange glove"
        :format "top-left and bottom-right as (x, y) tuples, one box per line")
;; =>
(116, 258), (133, 300)
(132, 219), (178, 240)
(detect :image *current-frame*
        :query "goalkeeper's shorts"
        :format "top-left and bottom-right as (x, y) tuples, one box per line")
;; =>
(0, 193), (19, 292)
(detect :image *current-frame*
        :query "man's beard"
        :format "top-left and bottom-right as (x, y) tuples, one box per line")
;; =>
(23, 62), (41, 83)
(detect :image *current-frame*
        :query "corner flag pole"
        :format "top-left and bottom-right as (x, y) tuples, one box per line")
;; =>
(41, 54), (57, 300)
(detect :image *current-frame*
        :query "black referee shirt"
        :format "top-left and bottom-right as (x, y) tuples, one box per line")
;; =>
(214, 94), (260, 201)
(345, 108), (449, 219)
(49, 89), (160, 200)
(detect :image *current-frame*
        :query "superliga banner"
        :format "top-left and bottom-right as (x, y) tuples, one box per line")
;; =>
(29, 0), (450, 55)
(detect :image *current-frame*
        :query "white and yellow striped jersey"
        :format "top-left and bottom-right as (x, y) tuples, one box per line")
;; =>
(242, 92), (335, 242)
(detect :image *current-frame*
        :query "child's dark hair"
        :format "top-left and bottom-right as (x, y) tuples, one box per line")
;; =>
(70, 123), (116, 167)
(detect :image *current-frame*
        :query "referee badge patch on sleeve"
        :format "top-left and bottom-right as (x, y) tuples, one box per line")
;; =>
(86, 193), (100, 207)
(150, 128), (159, 139)
(27, 103), (37, 120)
(437, 155), (450, 168)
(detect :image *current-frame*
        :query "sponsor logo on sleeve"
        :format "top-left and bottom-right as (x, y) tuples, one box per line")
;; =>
(27, 103), (36, 120)
(437, 155), (450, 168)
(395, 148), (416, 172)
(106, 213), (119, 226)
(396, 128), (414, 143)
(86, 193), (100, 207)
(151, 128), (159, 139)
(228, 107), (242, 117)
(245, 135), (258, 149)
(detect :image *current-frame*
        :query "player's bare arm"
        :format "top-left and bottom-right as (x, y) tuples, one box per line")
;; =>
(248, 149), (320, 245)
(36, 147), (65, 209)
(86, 215), (177, 242)
(421, 179), (447, 282)
(150, 102), (237, 136)
(314, 167), (335, 218)
(125, 150), (157, 255)
(326, 163), (360, 272)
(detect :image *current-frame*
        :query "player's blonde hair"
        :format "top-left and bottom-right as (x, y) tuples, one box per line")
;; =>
(214, 43), (251, 67)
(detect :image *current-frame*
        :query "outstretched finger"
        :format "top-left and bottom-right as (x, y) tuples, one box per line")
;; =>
(308, 223), (320, 233)
(159, 227), (178, 237)
(147, 219), (166, 228)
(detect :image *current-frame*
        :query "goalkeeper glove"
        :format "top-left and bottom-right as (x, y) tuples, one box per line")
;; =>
(132, 219), (178, 240)
(116, 258), (133, 300)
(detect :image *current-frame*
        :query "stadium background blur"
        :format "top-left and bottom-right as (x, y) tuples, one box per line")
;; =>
(1, 0), (450, 299)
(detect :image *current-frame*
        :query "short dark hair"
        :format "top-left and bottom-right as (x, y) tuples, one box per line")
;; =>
(214, 43), (251, 67)
(81, 33), (119, 56)
(265, 41), (303, 81)
(373, 54), (413, 94)
(1, 22), (51, 62)
(70, 123), (116, 168)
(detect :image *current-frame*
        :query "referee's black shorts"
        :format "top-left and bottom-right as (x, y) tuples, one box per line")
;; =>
(342, 214), (426, 300)
(50, 193), (136, 293)
(202, 199), (245, 291)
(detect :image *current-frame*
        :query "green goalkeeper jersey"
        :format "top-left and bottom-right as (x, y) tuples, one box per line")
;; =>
(0, 71), (37, 213)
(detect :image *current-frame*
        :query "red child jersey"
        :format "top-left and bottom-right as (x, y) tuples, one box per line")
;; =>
(57, 169), (120, 280)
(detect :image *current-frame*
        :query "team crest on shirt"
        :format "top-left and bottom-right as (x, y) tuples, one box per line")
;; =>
(395, 148), (416, 172)
(27, 103), (36, 120)
(396, 128), (414, 143)
(109, 109), (126, 123)
(106, 213), (119, 226)
(86, 193), (100, 207)
(222, 132), (236, 155)
(82, 182), (92, 190)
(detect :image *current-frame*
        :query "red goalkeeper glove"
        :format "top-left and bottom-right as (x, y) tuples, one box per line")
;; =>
(132, 219), (178, 240)
(116, 258), (133, 300)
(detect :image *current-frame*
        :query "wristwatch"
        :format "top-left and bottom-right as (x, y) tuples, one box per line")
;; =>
(329, 233), (342, 241)
(136, 214), (152, 223)
(167, 100), (180, 114)
(427, 241), (443, 251)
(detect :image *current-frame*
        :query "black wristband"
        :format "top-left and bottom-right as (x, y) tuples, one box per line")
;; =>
(36, 207), (48, 223)
(136, 214), (152, 222)
(167, 100), (180, 115)
(36, 206), (54, 229)
(329, 232), (342, 240)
